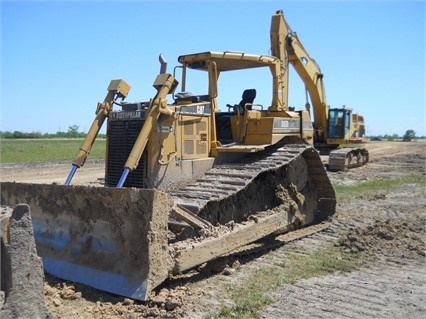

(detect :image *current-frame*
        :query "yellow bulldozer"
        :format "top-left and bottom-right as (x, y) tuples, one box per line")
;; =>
(1, 10), (368, 301)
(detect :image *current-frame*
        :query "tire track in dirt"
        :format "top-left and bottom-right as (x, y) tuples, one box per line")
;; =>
(260, 259), (425, 319)
(255, 145), (426, 319)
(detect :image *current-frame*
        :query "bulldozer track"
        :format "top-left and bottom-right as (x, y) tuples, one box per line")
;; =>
(170, 145), (309, 205)
(169, 144), (333, 223)
(165, 143), (336, 276)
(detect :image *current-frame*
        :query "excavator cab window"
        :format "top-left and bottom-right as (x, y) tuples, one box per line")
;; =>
(328, 108), (351, 139)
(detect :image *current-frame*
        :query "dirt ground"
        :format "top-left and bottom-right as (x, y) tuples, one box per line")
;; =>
(1, 140), (425, 319)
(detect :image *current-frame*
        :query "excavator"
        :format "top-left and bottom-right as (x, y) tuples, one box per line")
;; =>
(1, 10), (362, 301)
(271, 11), (368, 170)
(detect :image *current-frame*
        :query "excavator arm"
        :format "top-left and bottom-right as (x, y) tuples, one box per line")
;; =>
(269, 10), (290, 111)
(270, 10), (328, 136)
(286, 33), (328, 133)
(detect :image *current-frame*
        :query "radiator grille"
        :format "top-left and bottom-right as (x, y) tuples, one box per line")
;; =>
(215, 112), (233, 144)
(106, 119), (147, 188)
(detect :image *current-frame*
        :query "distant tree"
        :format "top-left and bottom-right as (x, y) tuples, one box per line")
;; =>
(43, 132), (54, 138)
(0, 131), (13, 138)
(56, 130), (67, 138)
(27, 131), (43, 138)
(13, 131), (25, 138)
(67, 125), (80, 138)
(403, 129), (416, 142)
(385, 133), (399, 141)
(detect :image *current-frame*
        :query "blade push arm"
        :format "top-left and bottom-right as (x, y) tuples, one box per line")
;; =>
(116, 73), (178, 188)
(65, 80), (130, 185)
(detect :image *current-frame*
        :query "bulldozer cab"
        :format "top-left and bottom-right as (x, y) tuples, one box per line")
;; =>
(175, 51), (314, 148)
(177, 51), (281, 111)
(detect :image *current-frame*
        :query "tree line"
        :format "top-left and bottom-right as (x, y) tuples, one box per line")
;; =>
(371, 130), (423, 142)
(0, 126), (422, 142)
(0, 125), (106, 139)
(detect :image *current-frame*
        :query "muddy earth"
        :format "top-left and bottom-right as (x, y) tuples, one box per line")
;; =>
(0, 141), (425, 319)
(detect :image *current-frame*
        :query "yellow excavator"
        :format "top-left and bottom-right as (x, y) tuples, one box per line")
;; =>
(271, 11), (368, 171)
(1, 10), (357, 301)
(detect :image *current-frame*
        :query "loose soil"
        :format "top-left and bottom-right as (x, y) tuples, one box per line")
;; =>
(1, 141), (425, 319)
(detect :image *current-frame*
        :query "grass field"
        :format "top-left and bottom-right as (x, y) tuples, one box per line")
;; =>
(0, 138), (106, 163)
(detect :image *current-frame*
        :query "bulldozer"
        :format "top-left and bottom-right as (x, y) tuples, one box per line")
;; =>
(1, 11), (341, 301)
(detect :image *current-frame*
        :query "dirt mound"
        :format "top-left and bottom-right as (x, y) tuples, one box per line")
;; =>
(43, 276), (188, 319)
(337, 217), (425, 259)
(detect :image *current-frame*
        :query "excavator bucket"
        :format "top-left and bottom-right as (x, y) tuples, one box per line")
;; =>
(0, 182), (172, 301)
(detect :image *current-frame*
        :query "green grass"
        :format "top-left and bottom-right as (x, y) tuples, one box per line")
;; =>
(206, 246), (363, 319)
(0, 138), (106, 163)
(334, 174), (426, 203)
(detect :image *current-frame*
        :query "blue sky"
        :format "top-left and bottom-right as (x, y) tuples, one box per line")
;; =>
(1, 0), (425, 137)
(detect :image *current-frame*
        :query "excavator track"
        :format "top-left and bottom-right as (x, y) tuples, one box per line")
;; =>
(170, 144), (335, 227)
(328, 147), (369, 171)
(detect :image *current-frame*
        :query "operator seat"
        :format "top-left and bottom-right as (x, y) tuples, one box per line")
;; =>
(236, 89), (256, 114)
